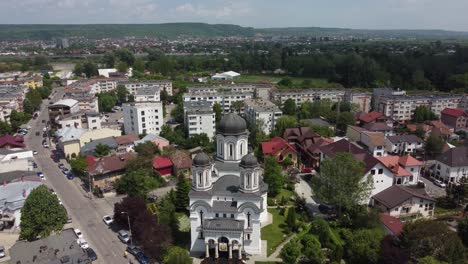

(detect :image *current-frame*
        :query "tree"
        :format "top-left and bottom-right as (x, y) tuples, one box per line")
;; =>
(413, 105), (437, 123)
(171, 103), (184, 123)
(133, 58), (146, 72)
(274, 115), (298, 136)
(282, 98), (297, 116)
(114, 168), (159, 199)
(213, 103), (223, 123)
(0, 121), (12, 135)
(95, 143), (111, 157)
(97, 92), (117, 113)
(457, 217), (468, 247)
(175, 174), (190, 212)
(9, 110), (31, 131)
(425, 133), (444, 158)
(400, 219), (466, 264)
(116, 61), (128, 73)
(103, 52), (116, 68)
(82, 61), (98, 78)
(116, 84), (129, 104)
(341, 228), (385, 264)
(418, 256), (449, 264)
(336, 111), (355, 133)
(278, 77), (293, 87)
(163, 246), (192, 264)
(301, 234), (325, 264)
(310, 125), (334, 137)
(311, 153), (370, 215)
(280, 240), (301, 264)
(20, 185), (67, 241)
(134, 141), (160, 158)
(115, 48), (135, 66)
(285, 207), (297, 231)
(231, 100), (244, 113)
(73, 62), (84, 77)
(70, 156), (88, 175)
(309, 218), (343, 261)
(264, 156), (285, 196)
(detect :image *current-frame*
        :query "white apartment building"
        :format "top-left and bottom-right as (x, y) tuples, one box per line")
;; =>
(134, 86), (160, 102)
(270, 89), (345, 106)
(244, 98), (282, 135)
(385, 135), (424, 155)
(378, 94), (463, 122)
(184, 92), (253, 112)
(123, 102), (163, 135)
(121, 81), (173, 96)
(0, 149), (34, 173)
(184, 101), (216, 139)
(187, 84), (264, 94)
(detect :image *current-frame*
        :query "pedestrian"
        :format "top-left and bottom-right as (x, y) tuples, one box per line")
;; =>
(124, 250), (128, 258)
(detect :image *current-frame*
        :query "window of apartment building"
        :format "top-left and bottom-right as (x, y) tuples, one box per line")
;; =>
(141, 111), (145, 116)
(142, 117), (145, 122)
(371, 169), (376, 175)
(231, 214), (234, 218)
(215, 213), (219, 217)
(378, 169), (383, 174)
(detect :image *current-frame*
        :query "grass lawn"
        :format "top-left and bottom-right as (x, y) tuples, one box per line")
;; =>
(435, 206), (462, 218)
(273, 189), (296, 206)
(261, 208), (290, 257)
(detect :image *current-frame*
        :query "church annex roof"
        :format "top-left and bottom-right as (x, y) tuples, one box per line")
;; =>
(240, 153), (258, 168)
(193, 152), (211, 167)
(189, 174), (268, 198)
(203, 219), (245, 231)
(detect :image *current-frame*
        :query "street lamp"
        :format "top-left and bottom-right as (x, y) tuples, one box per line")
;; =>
(121, 211), (133, 246)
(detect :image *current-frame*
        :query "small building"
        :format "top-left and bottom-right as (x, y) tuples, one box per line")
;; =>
(115, 134), (139, 153)
(9, 228), (90, 264)
(441, 108), (467, 131)
(357, 111), (388, 125)
(0, 135), (25, 149)
(360, 131), (387, 157)
(0, 149), (34, 173)
(379, 213), (404, 237)
(372, 185), (435, 221)
(56, 111), (101, 130)
(169, 150), (192, 176)
(261, 136), (298, 167)
(80, 137), (118, 156)
(385, 135), (424, 155)
(0, 170), (38, 184)
(244, 98), (282, 135)
(376, 155), (423, 185)
(86, 153), (134, 192)
(211, 71), (240, 80)
(433, 146), (468, 185)
(362, 122), (394, 136)
(184, 101), (216, 139)
(134, 134), (170, 150)
(48, 99), (80, 126)
(153, 156), (173, 176)
(134, 86), (160, 102)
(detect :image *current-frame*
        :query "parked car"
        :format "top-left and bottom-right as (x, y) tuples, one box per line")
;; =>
(42, 142), (49, 148)
(77, 238), (89, 249)
(33, 162), (38, 168)
(126, 245), (142, 256)
(102, 215), (113, 225)
(35, 131), (40, 136)
(37, 172), (45, 180)
(86, 247), (98, 261)
(58, 163), (65, 169)
(62, 168), (69, 174)
(0, 246), (5, 258)
(66, 172), (74, 180)
(135, 252), (149, 264)
(33, 150), (38, 155)
(118, 230), (131, 244)
(50, 153), (57, 159)
(74, 228), (83, 239)
(434, 180), (447, 188)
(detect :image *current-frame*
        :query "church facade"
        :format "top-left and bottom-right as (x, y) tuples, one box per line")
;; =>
(189, 113), (269, 259)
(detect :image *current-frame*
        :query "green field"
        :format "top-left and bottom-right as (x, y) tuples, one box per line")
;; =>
(261, 208), (290, 256)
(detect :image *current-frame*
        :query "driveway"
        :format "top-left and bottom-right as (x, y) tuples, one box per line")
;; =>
(294, 174), (321, 215)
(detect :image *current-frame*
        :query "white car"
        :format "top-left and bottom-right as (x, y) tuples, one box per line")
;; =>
(33, 150), (38, 155)
(74, 228), (83, 239)
(103, 215), (113, 225)
(0, 246), (5, 258)
(434, 180), (447, 188)
(42, 142), (49, 148)
(77, 238), (89, 249)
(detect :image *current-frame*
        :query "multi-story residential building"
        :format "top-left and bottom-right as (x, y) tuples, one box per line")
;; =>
(187, 83), (268, 94)
(134, 86), (160, 102)
(48, 99), (80, 126)
(433, 146), (468, 185)
(184, 101), (216, 139)
(372, 88), (406, 111)
(123, 102), (163, 135)
(440, 108), (467, 131)
(345, 91), (372, 112)
(270, 89), (345, 106)
(56, 111), (101, 130)
(244, 98), (282, 135)
(360, 131), (387, 157)
(121, 80), (172, 96)
(385, 135), (424, 155)
(184, 91), (253, 112)
(378, 94), (463, 122)
(0, 84), (28, 114)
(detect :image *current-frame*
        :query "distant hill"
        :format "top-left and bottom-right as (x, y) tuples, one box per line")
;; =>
(0, 23), (467, 40)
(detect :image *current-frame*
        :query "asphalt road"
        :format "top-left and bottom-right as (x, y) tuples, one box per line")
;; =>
(24, 87), (132, 264)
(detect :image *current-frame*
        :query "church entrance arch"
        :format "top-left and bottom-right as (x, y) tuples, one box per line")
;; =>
(218, 237), (229, 259)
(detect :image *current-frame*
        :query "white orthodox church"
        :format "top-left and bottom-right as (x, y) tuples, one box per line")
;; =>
(189, 113), (269, 260)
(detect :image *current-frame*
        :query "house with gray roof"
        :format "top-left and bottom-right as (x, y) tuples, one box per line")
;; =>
(80, 136), (118, 156)
(385, 134), (424, 155)
(9, 228), (90, 264)
(433, 146), (468, 185)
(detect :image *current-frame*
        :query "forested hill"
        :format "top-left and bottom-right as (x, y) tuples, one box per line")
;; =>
(0, 23), (255, 40)
(1, 23), (468, 40)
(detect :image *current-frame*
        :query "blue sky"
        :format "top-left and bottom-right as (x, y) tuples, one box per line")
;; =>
(1, 0), (467, 31)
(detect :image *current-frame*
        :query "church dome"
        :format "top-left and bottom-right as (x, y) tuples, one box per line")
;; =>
(240, 153), (258, 168)
(193, 152), (211, 166)
(218, 113), (247, 135)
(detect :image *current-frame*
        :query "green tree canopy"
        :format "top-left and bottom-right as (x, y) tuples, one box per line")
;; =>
(264, 156), (285, 196)
(425, 133), (445, 158)
(341, 228), (385, 264)
(301, 234), (325, 264)
(0, 121), (12, 135)
(97, 92), (117, 113)
(280, 240), (301, 264)
(20, 185), (67, 241)
(285, 207), (297, 231)
(274, 115), (298, 136)
(114, 168), (159, 199)
(70, 156), (88, 175)
(175, 174), (190, 212)
(231, 100), (244, 114)
(163, 246), (192, 264)
(116, 84), (129, 104)
(457, 217), (468, 247)
(94, 143), (111, 157)
(213, 103), (223, 123)
(311, 152), (370, 215)
(134, 141), (160, 158)
(282, 98), (297, 116)
(413, 105), (437, 123)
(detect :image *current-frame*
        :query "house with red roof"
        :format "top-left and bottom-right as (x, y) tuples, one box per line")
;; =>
(357, 111), (393, 126)
(261, 136), (298, 167)
(0, 135), (25, 149)
(376, 155), (423, 185)
(86, 153), (135, 192)
(153, 156), (173, 176)
(379, 213), (404, 236)
(441, 108), (467, 131)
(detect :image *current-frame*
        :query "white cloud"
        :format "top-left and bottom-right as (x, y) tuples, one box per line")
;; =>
(174, 2), (252, 18)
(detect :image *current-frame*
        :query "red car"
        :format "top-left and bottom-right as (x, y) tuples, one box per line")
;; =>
(50, 153), (56, 159)
(301, 168), (312, 173)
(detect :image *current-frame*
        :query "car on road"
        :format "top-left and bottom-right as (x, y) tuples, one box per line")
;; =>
(37, 172), (45, 180)
(58, 163), (65, 169)
(0, 246), (5, 258)
(77, 238), (89, 249)
(33, 150), (38, 155)
(42, 142), (49, 148)
(127, 245), (142, 256)
(118, 230), (131, 244)
(50, 153), (57, 159)
(74, 228), (83, 239)
(66, 172), (74, 180)
(41, 119), (46, 123)
(62, 168), (69, 174)
(35, 131), (40, 136)
(434, 180), (447, 188)
(135, 252), (149, 264)
(85, 247), (98, 261)
(33, 162), (38, 168)
(103, 215), (113, 225)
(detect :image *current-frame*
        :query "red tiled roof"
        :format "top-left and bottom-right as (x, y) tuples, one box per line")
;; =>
(359, 111), (383, 123)
(87, 153), (134, 176)
(441, 108), (467, 118)
(376, 156), (412, 177)
(152, 156), (173, 169)
(0, 135), (25, 148)
(398, 155), (423, 167)
(261, 136), (298, 155)
(169, 150), (192, 169)
(115, 134), (139, 145)
(379, 213), (404, 236)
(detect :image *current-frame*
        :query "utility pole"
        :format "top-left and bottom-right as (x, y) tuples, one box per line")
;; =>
(121, 212), (133, 246)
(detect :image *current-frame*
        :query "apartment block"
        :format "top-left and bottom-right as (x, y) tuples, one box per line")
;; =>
(183, 91), (253, 112)
(121, 80), (173, 96)
(345, 91), (372, 112)
(123, 102), (163, 135)
(244, 98), (282, 134)
(270, 89), (345, 106)
(184, 101), (216, 139)
(134, 86), (160, 102)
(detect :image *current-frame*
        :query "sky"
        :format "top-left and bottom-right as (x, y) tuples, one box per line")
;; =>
(0, 0), (467, 31)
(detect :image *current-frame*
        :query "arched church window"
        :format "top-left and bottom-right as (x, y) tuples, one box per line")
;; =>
(240, 142), (244, 156)
(247, 173), (251, 186)
(247, 212), (251, 227)
(198, 172), (203, 186)
(229, 144), (233, 158)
